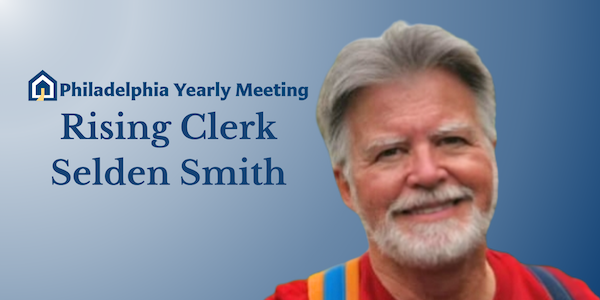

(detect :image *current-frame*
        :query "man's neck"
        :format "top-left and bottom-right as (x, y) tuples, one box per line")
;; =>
(368, 245), (496, 300)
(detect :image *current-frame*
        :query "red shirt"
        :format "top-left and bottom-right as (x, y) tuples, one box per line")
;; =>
(266, 250), (598, 300)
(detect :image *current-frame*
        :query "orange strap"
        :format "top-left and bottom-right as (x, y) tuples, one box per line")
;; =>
(345, 257), (360, 300)
(308, 270), (325, 300)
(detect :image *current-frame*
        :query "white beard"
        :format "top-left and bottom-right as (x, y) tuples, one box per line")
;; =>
(353, 181), (497, 268)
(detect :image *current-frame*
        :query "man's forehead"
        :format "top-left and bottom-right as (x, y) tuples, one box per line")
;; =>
(349, 69), (480, 118)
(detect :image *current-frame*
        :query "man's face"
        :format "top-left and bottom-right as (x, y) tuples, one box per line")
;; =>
(336, 68), (498, 267)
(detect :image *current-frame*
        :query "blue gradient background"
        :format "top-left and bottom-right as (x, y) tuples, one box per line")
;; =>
(0, 0), (598, 299)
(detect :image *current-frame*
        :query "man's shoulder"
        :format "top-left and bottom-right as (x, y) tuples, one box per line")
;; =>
(487, 249), (598, 300)
(265, 279), (308, 300)
(266, 251), (598, 300)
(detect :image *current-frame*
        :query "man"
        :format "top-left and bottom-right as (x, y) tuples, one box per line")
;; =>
(267, 21), (597, 300)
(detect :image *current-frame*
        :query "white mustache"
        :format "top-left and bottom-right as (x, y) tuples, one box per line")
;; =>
(388, 185), (474, 214)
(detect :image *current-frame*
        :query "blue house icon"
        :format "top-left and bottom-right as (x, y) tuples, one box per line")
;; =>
(29, 70), (57, 101)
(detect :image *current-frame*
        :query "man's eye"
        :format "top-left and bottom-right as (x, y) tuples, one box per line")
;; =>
(377, 148), (402, 160)
(439, 136), (468, 146)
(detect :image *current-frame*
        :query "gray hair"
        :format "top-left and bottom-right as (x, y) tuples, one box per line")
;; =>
(316, 21), (496, 168)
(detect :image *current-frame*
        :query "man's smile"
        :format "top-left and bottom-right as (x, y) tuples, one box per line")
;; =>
(392, 196), (472, 222)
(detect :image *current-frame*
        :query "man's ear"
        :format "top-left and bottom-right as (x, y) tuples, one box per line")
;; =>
(334, 165), (356, 212)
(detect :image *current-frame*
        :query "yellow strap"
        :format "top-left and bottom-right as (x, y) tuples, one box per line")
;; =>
(308, 271), (325, 300)
(37, 88), (45, 101)
(345, 257), (360, 300)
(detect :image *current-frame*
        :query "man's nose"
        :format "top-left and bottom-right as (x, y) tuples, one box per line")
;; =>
(406, 145), (448, 189)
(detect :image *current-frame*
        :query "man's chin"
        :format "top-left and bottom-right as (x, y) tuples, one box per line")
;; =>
(370, 210), (490, 268)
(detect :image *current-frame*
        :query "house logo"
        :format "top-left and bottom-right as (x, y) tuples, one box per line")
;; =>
(29, 70), (57, 101)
